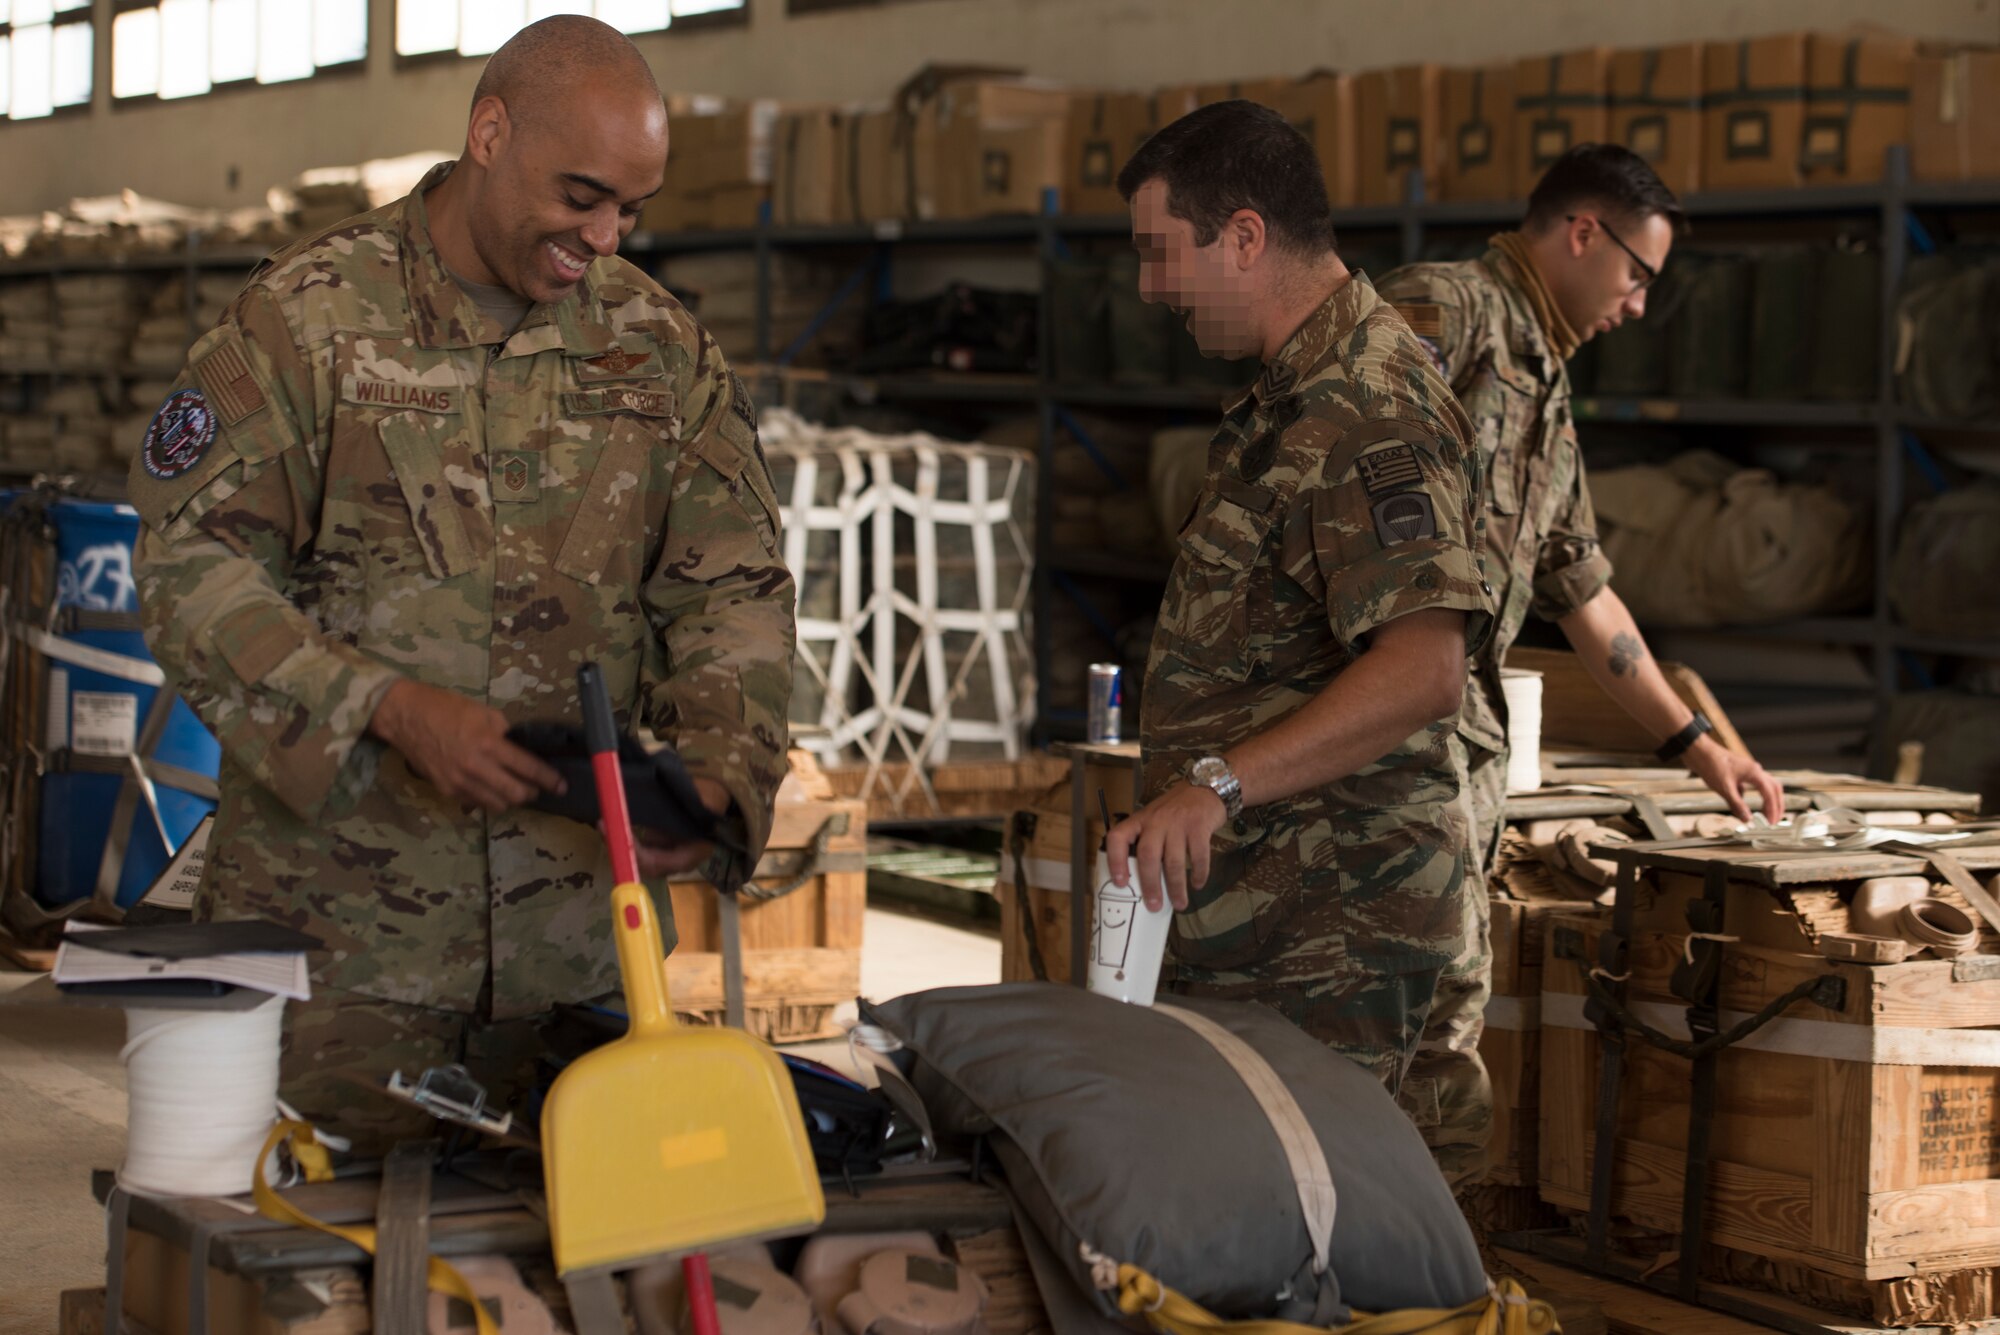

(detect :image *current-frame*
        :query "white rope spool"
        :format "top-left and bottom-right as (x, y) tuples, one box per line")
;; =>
(1500, 668), (1545, 795)
(118, 994), (284, 1197)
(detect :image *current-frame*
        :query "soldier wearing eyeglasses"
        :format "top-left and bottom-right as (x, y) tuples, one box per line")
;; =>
(1376, 144), (1785, 1190)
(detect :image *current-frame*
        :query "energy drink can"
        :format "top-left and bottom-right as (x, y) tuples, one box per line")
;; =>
(1087, 663), (1122, 745)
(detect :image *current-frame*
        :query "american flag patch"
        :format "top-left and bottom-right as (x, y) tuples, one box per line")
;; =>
(1393, 302), (1443, 338)
(193, 334), (266, 426)
(1356, 443), (1424, 497)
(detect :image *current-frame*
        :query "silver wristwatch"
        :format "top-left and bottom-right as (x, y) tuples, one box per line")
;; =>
(1188, 756), (1243, 821)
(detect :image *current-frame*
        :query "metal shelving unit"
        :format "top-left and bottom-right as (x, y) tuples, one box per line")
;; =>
(617, 153), (2000, 745)
(0, 234), (269, 484)
(6, 161), (1992, 740)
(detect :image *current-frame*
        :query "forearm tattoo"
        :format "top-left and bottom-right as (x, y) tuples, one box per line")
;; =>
(1608, 631), (1644, 679)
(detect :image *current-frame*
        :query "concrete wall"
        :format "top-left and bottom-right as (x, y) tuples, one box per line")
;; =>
(3, 0), (1995, 215)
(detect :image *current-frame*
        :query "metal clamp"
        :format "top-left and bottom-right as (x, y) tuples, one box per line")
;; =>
(385, 1064), (514, 1138)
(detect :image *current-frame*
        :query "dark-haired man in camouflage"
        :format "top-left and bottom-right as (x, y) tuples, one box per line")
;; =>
(1104, 102), (1495, 1093)
(1379, 144), (1782, 1188)
(129, 17), (794, 1150)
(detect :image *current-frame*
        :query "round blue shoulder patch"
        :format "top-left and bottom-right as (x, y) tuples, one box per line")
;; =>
(141, 388), (218, 481)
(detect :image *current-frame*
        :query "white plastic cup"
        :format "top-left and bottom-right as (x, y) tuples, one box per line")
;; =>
(1501, 668), (1545, 795)
(1086, 850), (1172, 1006)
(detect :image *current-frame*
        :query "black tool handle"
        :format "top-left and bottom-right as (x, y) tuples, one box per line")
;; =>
(579, 663), (617, 758)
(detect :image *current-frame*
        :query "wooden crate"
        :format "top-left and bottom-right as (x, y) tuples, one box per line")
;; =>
(1483, 897), (1604, 1189)
(86, 1162), (1029, 1335)
(665, 752), (867, 1042)
(998, 801), (1074, 984)
(824, 754), (1071, 823)
(1538, 839), (2000, 1327)
(995, 743), (1140, 986)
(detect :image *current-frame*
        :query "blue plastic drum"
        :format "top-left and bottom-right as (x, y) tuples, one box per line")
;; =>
(33, 499), (220, 910)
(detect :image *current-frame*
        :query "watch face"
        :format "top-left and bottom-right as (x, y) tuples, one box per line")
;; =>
(1191, 757), (1225, 785)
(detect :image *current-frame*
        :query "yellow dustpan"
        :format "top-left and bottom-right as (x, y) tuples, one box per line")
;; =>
(541, 663), (824, 1281)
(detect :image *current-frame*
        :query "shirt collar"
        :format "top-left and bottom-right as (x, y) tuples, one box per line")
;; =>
(1226, 270), (1384, 418)
(399, 161), (613, 357)
(1481, 240), (1566, 374)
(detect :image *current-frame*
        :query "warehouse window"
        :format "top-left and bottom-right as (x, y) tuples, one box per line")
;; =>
(395, 0), (744, 59)
(0, 0), (93, 121)
(111, 0), (367, 103)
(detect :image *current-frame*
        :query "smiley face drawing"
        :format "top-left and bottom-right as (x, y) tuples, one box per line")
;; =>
(1093, 877), (1140, 976)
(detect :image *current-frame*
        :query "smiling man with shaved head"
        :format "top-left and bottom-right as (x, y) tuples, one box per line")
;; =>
(128, 16), (795, 1150)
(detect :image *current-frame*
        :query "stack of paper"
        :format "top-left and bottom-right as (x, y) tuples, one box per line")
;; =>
(52, 921), (317, 1001)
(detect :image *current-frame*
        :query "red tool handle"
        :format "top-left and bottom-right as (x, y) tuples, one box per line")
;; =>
(683, 1253), (723, 1335)
(579, 663), (641, 886)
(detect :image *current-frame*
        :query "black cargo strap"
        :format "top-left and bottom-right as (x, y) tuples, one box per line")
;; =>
(1554, 924), (1846, 1062)
(1009, 809), (1051, 983)
(1584, 860), (1635, 1269)
(1567, 858), (1847, 1303)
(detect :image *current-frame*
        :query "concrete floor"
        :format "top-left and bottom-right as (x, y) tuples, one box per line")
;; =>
(0, 905), (1000, 1335)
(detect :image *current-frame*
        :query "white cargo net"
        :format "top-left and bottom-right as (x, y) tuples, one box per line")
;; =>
(760, 409), (1036, 779)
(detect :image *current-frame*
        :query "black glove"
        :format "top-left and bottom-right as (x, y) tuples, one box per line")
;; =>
(505, 723), (744, 856)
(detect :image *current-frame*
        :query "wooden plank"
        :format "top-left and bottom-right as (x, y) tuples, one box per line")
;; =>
(664, 946), (859, 1009)
(1491, 1248), (1772, 1335)
(1605, 841), (2000, 888)
(1816, 1059), (1874, 1257)
(1872, 1064), (1925, 1194)
(1868, 1181), (2000, 1267)
(59, 1289), (107, 1335)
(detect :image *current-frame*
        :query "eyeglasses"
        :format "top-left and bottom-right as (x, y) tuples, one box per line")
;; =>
(1568, 214), (1659, 290)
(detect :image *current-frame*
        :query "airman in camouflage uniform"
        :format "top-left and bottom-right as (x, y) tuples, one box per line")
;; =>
(1378, 145), (1782, 1188)
(1103, 100), (1495, 1093)
(130, 20), (793, 1150)
(1136, 272), (1495, 1088)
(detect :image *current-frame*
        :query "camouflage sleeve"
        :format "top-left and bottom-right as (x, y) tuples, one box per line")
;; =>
(1376, 266), (1476, 390)
(1529, 447), (1614, 621)
(129, 284), (404, 823)
(642, 339), (796, 892)
(1281, 415), (1495, 657)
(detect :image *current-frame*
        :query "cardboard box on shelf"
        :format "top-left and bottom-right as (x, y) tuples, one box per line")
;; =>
(669, 100), (783, 196)
(1513, 47), (1611, 196)
(1802, 32), (1916, 184)
(1911, 46), (2000, 182)
(1609, 44), (1703, 198)
(1064, 91), (1164, 216)
(706, 184), (769, 231)
(962, 120), (1068, 218)
(1702, 33), (1809, 191)
(1355, 65), (1443, 206)
(771, 107), (847, 227)
(846, 108), (911, 222)
(1440, 63), (1517, 202)
(931, 79), (1070, 219)
(1270, 72), (1359, 208)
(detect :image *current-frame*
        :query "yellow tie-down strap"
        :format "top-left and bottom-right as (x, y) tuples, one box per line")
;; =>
(253, 1120), (501, 1335)
(1098, 1261), (1558, 1335)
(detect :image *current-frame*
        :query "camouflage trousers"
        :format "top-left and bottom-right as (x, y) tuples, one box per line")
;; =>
(1400, 744), (1508, 1189)
(281, 984), (599, 1157)
(1165, 850), (1478, 1097)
